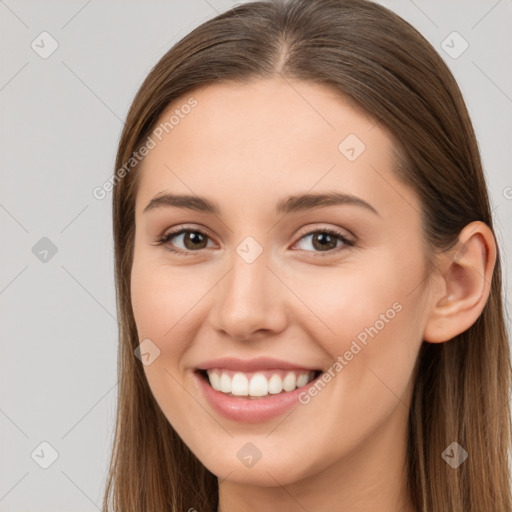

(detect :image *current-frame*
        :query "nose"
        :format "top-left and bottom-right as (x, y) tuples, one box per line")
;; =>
(209, 247), (289, 342)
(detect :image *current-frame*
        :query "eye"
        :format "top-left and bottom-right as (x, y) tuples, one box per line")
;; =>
(292, 228), (354, 257)
(155, 225), (355, 257)
(156, 226), (214, 256)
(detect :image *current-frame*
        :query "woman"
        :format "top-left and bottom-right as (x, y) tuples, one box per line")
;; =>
(103, 0), (512, 510)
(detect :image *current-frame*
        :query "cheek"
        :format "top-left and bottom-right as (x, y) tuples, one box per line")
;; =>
(130, 252), (200, 342)
(299, 251), (425, 386)
(129, 254), (192, 402)
(130, 257), (203, 431)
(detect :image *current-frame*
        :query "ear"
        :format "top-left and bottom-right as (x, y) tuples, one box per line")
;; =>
(423, 221), (497, 343)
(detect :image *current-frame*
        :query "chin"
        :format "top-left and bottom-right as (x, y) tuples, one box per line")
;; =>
(198, 446), (317, 488)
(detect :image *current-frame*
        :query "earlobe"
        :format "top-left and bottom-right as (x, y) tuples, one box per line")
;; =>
(423, 221), (497, 343)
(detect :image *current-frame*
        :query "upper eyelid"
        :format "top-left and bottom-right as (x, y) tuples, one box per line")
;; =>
(160, 225), (213, 242)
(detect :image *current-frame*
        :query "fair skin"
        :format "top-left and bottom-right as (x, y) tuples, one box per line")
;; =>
(130, 78), (495, 512)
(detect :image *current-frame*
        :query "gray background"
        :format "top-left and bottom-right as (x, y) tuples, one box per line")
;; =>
(1, 0), (511, 510)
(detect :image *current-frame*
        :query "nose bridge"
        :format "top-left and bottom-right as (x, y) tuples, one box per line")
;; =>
(212, 240), (287, 340)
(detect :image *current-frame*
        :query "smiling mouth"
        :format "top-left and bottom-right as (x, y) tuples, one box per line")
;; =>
(196, 369), (323, 399)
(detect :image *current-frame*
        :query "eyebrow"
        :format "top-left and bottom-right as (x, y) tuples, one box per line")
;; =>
(143, 191), (379, 216)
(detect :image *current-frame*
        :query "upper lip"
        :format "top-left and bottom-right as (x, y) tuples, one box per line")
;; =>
(196, 357), (320, 373)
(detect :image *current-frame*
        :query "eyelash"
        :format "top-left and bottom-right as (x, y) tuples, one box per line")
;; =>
(155, 225), (355, 258)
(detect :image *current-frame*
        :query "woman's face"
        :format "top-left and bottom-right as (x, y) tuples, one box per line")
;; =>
(131, 78), (430, 486)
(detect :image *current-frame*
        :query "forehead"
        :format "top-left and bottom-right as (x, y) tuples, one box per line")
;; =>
(134, 78), (408, 219)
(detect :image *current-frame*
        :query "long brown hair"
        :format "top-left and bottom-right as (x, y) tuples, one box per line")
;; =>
(104, 0), (512, 510)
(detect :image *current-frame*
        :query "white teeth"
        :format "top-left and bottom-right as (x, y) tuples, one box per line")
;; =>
(296, 373), (309, 387)
(249, 373), (269, 397)
(220, 373), (232, 393)
(231, 372), (249, 396)
(282, 373), (296, 391)
(268, 374), (283, 394)
(205, 369), (317, 397)
(209, 371), (221, 391)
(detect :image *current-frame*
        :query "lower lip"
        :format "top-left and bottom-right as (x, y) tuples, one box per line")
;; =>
(194, 370), (321, 423)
